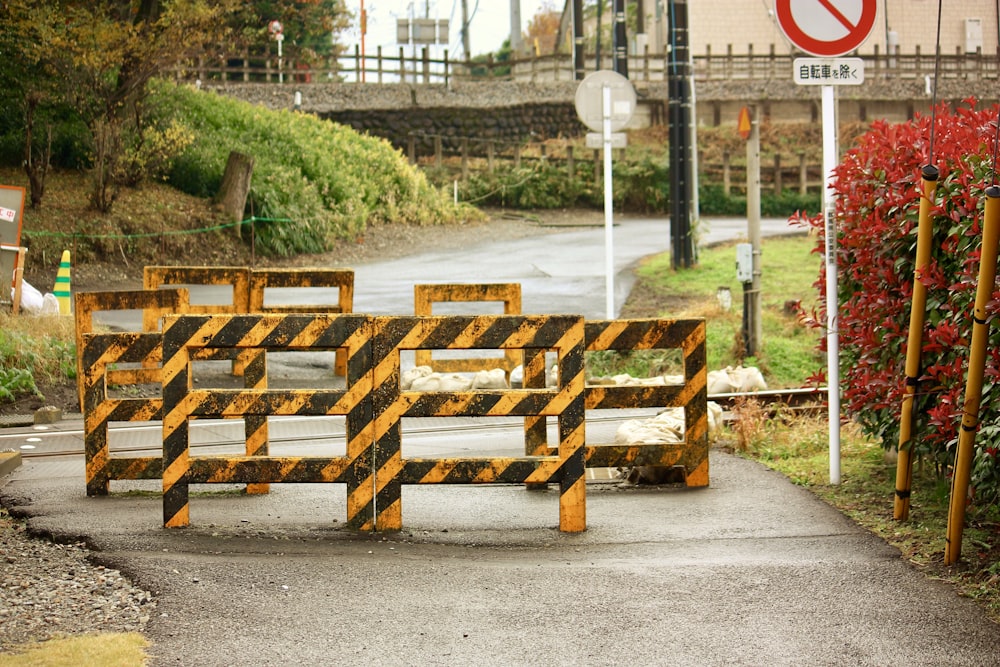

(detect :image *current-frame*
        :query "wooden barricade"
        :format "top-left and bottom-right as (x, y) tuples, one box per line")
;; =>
(74, 288), (190, 411)
(413, 283), (522, 381)
(81, 324), (268, 497)
(524, 318), (709, 487)
(143, 266), (252, 373)
(160, 314), (374, 530)
(81, 331), (168, 496)
(249, 268), (354, 376)
(372, 314), (587, 532)
(1, 245), (26, 313)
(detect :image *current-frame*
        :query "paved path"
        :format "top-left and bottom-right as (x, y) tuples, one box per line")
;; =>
(4, 214), (999, 665)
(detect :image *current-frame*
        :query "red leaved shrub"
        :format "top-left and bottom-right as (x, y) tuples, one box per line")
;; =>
(795, 100), (1000, 501)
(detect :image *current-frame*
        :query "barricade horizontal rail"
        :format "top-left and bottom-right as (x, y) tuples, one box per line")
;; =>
(145, 266), (355, 376)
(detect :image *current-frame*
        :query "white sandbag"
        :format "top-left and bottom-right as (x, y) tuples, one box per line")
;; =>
(471, 368), (508, 389)
(401, 365), (433, 390)
(707, 401), (723, 436)
(729, 365), (767, 392)
(15, 279), (45, 315)
(409, 373), (473, 392)
(41, 293), (59, 315)
(615, 408), (685, 445)
(708, 369), (736, 394)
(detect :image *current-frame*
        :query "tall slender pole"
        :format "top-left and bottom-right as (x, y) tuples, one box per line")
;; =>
(894, 164), (939, 521)
(746, 107), (761, 356)
(822, 84), (841, 484)
(360, 0), (366, 83)
(945, 185), (1000, 565)
(613, 0), (628, 77)
(603, 84), (615, 319)
(461, 0), (470, 60)
(573, 0), (585, 79)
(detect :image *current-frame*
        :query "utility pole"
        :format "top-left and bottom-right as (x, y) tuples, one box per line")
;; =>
(613, 0), (628, 76)
(572, 0), (585, 79)
(461, 0), (470, 60)
(667, 0), (695, 268)
(509, 0), (523, 54)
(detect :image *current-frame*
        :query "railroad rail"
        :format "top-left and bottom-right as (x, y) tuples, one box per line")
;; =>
(8, 387), (828, 462)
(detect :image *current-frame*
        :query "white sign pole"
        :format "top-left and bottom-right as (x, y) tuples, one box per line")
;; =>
(822, 83), (841, 485)
(603, 84), (615, 319)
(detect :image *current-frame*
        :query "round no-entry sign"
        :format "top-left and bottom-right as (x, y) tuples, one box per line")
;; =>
(775, 0), (877, 57)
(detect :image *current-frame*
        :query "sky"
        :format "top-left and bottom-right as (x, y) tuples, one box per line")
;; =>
(343, 0), (553, 58)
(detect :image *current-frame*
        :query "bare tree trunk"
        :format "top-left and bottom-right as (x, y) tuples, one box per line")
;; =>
(215, 151), (254, 237)
(23, 93), (51, 209)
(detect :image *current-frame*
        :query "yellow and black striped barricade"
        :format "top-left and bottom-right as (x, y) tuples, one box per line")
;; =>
(524, 318), (709, 487)
(413, 283), (523, 382)
(143, 266), (252, 372)
(82, 331), (165, 496)
(249, 268), (355, 377)
(81, 327), (269, 496)
(371, 314), (587, 533)
(161, 313), (374, 530)
(74, 288), (190, 412)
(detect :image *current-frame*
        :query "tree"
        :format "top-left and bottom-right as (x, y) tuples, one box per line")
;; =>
(525, 1), (563, 55)
(2, 0), (241, 212)
(248, 0), (352, 61)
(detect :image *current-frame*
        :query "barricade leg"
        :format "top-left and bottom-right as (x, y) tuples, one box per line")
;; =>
(243, 349), (270, 495)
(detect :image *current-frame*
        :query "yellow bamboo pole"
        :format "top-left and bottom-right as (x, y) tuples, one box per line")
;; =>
(944, 185), (1000, 565)
(894, 165), (939, 521)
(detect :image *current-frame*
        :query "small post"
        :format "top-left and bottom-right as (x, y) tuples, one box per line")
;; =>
(799, 152), (808, 196)
(461, 138), (469, 181)
(434, 135), (443, 169)
(567, 145), (575, 179)
(723, 151), (731, 196)
(774, 153), (782, 195)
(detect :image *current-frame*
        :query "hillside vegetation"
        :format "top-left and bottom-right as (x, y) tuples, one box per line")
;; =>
(15, 80), (479, 286)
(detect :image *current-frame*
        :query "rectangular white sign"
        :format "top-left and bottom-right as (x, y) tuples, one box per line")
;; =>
(793, 57), (865, 85)
(0, 207), (14, 223)
(586, 132), (627, 149)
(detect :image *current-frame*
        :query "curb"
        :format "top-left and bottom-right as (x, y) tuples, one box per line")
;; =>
(0, 451), (22, 479)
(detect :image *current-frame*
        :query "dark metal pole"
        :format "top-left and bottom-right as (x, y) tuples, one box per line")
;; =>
(668, 0), (694, 268)
(573, 0), (585, 79)
(596, 0), (603, 70)
(613, 0), (628, 76)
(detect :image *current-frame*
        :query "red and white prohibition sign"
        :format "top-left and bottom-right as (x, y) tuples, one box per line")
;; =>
(775, 0), (877, 57)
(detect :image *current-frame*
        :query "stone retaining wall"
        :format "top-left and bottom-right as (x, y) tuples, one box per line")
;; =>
(201, 79), (1000, 154)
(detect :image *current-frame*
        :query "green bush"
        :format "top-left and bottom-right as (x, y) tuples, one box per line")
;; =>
(699, 184), (821, 217)
(151, 80), (475, 256)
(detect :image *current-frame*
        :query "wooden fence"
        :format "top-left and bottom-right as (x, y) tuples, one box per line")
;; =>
(412, 133), (822, 196)
(171, 44), (1000, 86)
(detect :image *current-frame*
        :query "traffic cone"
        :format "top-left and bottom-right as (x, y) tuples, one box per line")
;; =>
(53, 250), (72, 315)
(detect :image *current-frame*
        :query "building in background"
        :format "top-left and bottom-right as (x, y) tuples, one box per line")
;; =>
(636, 0), (998, 58)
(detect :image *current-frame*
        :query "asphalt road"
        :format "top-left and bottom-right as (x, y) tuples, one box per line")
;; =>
(4, 214), (1000, 665)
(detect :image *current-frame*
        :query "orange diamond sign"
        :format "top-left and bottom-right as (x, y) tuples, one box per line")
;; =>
(738, 106), (752, 140)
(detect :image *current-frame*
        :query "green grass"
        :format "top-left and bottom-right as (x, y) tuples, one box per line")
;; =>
(633, 233), (822, 387)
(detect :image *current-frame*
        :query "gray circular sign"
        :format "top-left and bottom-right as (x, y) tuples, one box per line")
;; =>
(574, 70), (637, 133)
